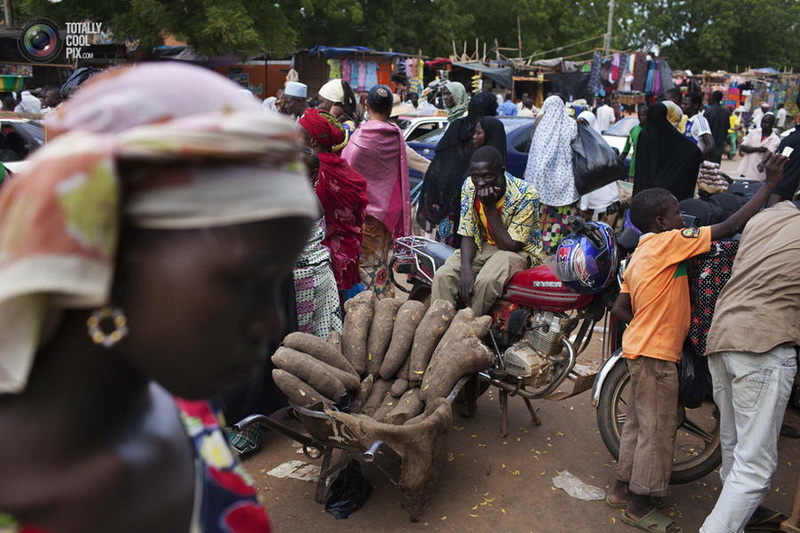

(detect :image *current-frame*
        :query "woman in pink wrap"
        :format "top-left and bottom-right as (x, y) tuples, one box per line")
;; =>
(342, 85), (411, 298)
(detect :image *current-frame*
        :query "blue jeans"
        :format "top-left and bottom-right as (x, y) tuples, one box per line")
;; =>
(700, 345), (797, 533)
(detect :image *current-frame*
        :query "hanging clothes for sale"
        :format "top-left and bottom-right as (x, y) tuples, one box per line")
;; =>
(328, 59), (341, 80)
(611, 53), (620, 84)
(653, 61), (661, 96)
(340, 60), (353, 84)
(643, 60), (656, 94)
(357, 61), (367, 91)
(658, 60), (675, 94)
(365, 62), (378, 90)
(349, 60), (359, 89)
(589, 51), (603, 96)
(632, 53), (647, 92)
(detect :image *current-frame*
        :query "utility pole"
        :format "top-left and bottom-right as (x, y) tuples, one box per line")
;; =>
(604, 0), (615, 52)
(3, 0), (13, 27)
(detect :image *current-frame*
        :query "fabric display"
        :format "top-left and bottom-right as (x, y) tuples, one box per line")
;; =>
(327, 58), (423, 93)
(631, 53), (647, 92)
(589, 51), (603, 95)
(328, 59), (341, 80)
(686, 240), (739, 357)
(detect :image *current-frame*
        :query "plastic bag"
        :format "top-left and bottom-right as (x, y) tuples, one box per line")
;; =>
(678, 344), (708, 409)
(571, 123), (626, 195)
(324, 460), (372, 519)
(552, 470), (606, 501)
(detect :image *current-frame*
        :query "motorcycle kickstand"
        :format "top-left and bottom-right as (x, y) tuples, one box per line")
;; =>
(499, 389), (508, 437)
(523, 397), (541, 426)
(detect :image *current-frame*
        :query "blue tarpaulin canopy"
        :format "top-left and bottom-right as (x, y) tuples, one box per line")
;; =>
(452, 62), (513, 88)
(306, 46), (405, 58)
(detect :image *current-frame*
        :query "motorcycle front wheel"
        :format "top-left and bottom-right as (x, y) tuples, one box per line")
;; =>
(596, 360), (721, 484)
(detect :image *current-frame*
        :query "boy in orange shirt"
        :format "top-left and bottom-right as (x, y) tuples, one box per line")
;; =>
(608, 154), (787, 533)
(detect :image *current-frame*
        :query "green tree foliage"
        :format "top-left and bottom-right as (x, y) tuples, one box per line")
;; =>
(13, 0), (800, 70)
(276, 0), (473, 57)
(616, 0), (800, 71)
(16, 0), (298, 57)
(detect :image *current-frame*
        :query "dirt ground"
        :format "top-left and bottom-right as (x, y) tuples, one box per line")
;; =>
(243, 327), (800, 533)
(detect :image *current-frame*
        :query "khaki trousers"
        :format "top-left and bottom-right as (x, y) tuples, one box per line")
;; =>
(430, 243), (529, 316)
(616, 356), (680, 497)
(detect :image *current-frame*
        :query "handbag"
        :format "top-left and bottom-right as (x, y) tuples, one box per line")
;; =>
(571, 123), (626, 195)
(678, 343), (709, 409)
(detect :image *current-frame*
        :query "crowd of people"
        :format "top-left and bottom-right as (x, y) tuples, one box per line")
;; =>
(0, 62), (798, 532)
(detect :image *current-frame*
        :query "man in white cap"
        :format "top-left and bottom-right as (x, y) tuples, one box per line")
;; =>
(279, 81), (308, 118)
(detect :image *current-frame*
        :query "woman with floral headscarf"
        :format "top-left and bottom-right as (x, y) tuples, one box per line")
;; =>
(299, 107), (368, 294)
(0, 63), (319, 531)
(524, 94), (581, 254)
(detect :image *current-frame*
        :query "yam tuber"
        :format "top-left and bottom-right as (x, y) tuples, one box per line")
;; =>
(425, 309), (492, 381)
(366, 298), (403, 376)
(379, 300), (426, 380)
(390, 378), (409, 397)
(327, 330), (343, 354)
(408, 300), (456, 385)
(271, 369), (334, 408)
(342, 290), (375, 375)
(420, 336), (494, 401)
(271, 347), (349, 400)
(283, 332), (355, 375)
(386, 388), (424, 425)
(351, 374), (374, 414)
(362, 379), (393, 417)
(371, 391), (398, 423)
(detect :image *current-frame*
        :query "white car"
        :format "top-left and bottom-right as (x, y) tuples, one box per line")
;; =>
(395, 115), (448, 142)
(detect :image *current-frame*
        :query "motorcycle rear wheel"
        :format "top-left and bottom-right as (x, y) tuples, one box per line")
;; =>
(596, 360), (721, 484)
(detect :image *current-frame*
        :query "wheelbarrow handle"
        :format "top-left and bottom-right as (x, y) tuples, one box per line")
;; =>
(364, 440), (384, 462)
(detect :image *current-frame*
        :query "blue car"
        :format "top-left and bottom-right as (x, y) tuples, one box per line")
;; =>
(407, 117), (536, 200)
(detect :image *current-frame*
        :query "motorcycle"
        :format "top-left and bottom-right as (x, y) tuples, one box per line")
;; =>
(391, 218), (620, 436)
(391, 218), (723, 484)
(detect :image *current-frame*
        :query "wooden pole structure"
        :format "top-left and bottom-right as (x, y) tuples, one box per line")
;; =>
(517, 15), (523, 58)
(604, 0), (616, 52)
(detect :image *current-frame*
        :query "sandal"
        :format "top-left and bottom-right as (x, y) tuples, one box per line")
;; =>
(605, 496), (665, 510)
(621, 508), (681, 533)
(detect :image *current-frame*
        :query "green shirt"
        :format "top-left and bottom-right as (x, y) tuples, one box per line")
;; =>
(623, 124), (642, 177)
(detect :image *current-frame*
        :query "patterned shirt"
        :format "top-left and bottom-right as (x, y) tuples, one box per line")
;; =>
(457, 172), (544, 263)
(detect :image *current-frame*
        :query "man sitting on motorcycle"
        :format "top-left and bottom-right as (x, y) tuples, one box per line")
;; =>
(431, 146), (544, 315)
(608, 153), (786, 533)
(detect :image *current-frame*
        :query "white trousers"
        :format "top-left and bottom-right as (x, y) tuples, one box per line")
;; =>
(700, 345), (797, 533)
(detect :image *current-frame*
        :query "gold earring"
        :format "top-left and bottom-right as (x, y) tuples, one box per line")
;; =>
(87, 306), (129, 348)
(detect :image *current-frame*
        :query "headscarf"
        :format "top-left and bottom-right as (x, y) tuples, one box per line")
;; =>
(445, 81), (468, 122)
(633, 103), (702, 201)
(318, 79), (346, 105)
(477, 116), (507, 167)
(523, 95), (579, 207)
(341, 120), (411, 239)
(663, 100), (683, 129)
(577, 110), (598, 132)
(298, 108), (346, 149)
(0, 63), (318, 394)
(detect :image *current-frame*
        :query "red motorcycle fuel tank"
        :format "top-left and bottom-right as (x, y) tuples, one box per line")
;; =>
(502, 264), (593, 312)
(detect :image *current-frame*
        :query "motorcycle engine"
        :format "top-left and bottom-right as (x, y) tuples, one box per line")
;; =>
(501, 311), (565, 388)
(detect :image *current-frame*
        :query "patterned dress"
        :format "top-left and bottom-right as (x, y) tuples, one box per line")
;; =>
(0, 399), (270, 533)
(293, 218), (342, 337)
